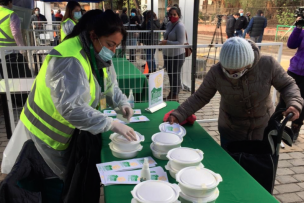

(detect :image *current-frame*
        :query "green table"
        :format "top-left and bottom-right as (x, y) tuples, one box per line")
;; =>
(112, 58), (148, 102)
(101, 102), (278, 203)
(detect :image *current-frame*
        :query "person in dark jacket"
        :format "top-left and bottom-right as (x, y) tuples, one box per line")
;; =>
(120, 7), (129, 24)
(30, 7), (47, 30)
(244, 10), (267, 42)
(226, 13), (239, 38)
(275, 17), (304, 142)
(243, 12), (251, 37)
(128, 8), (140, 62)
(160, 5), (171, 30)
(234, 9), (247, 37)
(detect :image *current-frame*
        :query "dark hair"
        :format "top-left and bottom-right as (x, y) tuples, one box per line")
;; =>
(234, 12), (240, 16)
(122, 7), (127, 13)
(169, 6), (182, 18)
(257, 10), (263, 16)
(65, 9), (127, 53)
(62, 1), (81, 22)
(0, 0), (12, 6)
(131, 8), (137, 14)
(145, 10), (157, 22)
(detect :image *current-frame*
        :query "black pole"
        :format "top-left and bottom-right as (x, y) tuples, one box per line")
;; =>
(191, 0), (200, 94)
(111, 0), (113, 10)
(151, 0), (154, 45)
(128, 0), (130, 29)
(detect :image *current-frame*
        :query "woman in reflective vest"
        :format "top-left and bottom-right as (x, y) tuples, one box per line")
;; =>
(60, 1), (81, 41)
(20, 10), (136, 180)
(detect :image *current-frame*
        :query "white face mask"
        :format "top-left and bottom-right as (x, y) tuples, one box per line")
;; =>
(222, 68), (248, 79)
(35, 11), (39, 15)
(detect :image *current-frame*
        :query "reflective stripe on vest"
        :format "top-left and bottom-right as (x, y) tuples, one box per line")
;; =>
(0, 7), (17, 47)
(60, 18), (76, 41)
(21, 36), (97, 150)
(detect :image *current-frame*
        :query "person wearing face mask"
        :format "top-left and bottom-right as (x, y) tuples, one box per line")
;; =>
(128, 8), (140, 62)
(60, 1), (81, 41)
(160, 5), (172, 30)
(160, 5), (185, 101)
(226, 13), (239, 38)
(10, 9), (135, 201)
(168, 37), (303, 150)
(30, 7), (47, 30)
(234, 9), (248, 37)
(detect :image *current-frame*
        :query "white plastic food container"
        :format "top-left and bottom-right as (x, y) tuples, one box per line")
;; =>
(179, 188), (219, 203)
(109, 131), (144, 152)
(176, 166), (222, 198)
(150, 143), (168, 160)
(109, 142), (143, 159)
(159, 122), (186, 137)
(131, 180), (181, 203)
(152, 132), (183, 152)
(167, 148), (204, 171)
(165, 162), (204, 180)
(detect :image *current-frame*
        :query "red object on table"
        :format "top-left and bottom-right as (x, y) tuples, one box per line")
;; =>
(163, 110), (196, 125)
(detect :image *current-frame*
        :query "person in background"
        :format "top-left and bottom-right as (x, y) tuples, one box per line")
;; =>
(275, 17), (304, 142)
(226, 13), (239, 38)
(137, 9), (143, 24)
(60, 1), (81, 41)
(168, 37), (303, 150)
(120, 7), (129, 24)
(0, 0), (31, 106)
(81, 9), (86, 15)
(51, 9), (55, 21)
(160, 5), (185, 102)
(136, 11), (160, 73)
(244, 10), (267, 43)
(257, 12), (267, 43)
(30, 7), (47, 30)
(243, 11), (251, 37)
(55, 9), (63, 21)
(234, 9), (247, 37)
(160, 5), (171, 30)
(128, 8), (140, 62)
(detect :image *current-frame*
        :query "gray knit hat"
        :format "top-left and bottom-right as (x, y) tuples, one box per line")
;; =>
(220, 37), (254, 70)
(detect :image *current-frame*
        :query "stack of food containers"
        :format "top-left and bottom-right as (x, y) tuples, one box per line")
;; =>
(131, 180), (181, 203)
(165, 147), (204, 179)
(109, 132), (145, 159)
(176, 166), (222, 203)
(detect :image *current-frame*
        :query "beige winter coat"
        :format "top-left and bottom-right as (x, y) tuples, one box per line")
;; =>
(172, 41), (303, 141)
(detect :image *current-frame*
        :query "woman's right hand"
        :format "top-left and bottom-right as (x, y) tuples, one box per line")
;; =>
(110, 121), (137, 141)
(168, 115), (179, 124)
(297, 17), (302, 21)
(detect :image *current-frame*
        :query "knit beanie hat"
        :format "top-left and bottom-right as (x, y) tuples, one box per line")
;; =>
(220, 37), (255, 70)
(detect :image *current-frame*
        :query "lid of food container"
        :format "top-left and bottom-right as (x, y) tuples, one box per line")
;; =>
(159, 122), (186, 137)
(176, 166), (222, 189)
(109, 132), (144, 144)
(131, 180), (180, 203)
(109, 142), (143, 153)
(152, 132), (182, 145)
(165, 162), (205, 174)
(179, 187), (220, 203)
(167, 148), (204, 163)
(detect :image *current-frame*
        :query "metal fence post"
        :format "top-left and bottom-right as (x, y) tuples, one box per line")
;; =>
(191, 0), (200, 94)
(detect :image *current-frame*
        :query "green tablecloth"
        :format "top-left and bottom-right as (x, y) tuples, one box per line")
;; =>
(112, 58), (148, 101)
(101, 102), (278, 203)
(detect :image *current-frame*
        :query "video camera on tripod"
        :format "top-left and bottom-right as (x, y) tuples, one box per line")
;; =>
(295, 7), (304, 27)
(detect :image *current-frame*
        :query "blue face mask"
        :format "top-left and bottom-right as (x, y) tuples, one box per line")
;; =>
(131, 12), (136, 17)
(74, 11), (82, 20)
(98, 39), (115, 62)
(240, 13), (244, 16)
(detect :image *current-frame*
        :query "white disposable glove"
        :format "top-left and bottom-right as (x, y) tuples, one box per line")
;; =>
(110, 120), (137, 141)
(120, 105), (134, 121)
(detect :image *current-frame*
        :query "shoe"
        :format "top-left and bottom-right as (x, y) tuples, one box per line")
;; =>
(291, 123), (302, 142)
(166, 94), (179, 103)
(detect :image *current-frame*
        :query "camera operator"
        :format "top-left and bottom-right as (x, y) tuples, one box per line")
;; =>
(275, 16), (304, 142)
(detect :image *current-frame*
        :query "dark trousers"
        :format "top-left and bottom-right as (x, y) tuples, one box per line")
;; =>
(146, 49), (156, 73)
(276, 71), (304, 125)
(227, 32), (234, 38)
(164, 53), (185, 95)
(129, 49), (136, 62)
(0, 53), (32, 107)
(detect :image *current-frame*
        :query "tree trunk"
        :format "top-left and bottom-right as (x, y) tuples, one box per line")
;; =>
(133, 0), (140, 9)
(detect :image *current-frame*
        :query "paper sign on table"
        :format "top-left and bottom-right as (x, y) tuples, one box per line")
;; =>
(103, 110), (117, 116)
(130, 116), (150, 123)
(133, 109), (142, 115)
(164, 123), (181, 134)
(100, 167), (168, 185)
(96, 157), (157, 173)
(116, 114), (130, 124)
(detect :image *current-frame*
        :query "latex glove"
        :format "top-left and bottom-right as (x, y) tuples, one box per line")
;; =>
(168, 115), (179, 124)
(110, 121), (137, 141)
(120, 105), (134, 121)
(283, 106), (300, 121)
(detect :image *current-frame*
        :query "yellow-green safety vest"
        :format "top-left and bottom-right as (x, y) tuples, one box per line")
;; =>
(60, 18), (76, 41)
(0, 6), (17, 47)
(20, 36), (97, 150)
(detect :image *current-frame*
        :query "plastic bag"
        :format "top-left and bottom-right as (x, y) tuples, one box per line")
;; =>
(1, 120), (29, 174)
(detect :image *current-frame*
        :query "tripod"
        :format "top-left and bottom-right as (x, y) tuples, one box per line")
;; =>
(206, 16), (224, 64)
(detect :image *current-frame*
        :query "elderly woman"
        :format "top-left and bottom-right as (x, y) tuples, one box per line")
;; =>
(169, 37), (303, 150)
